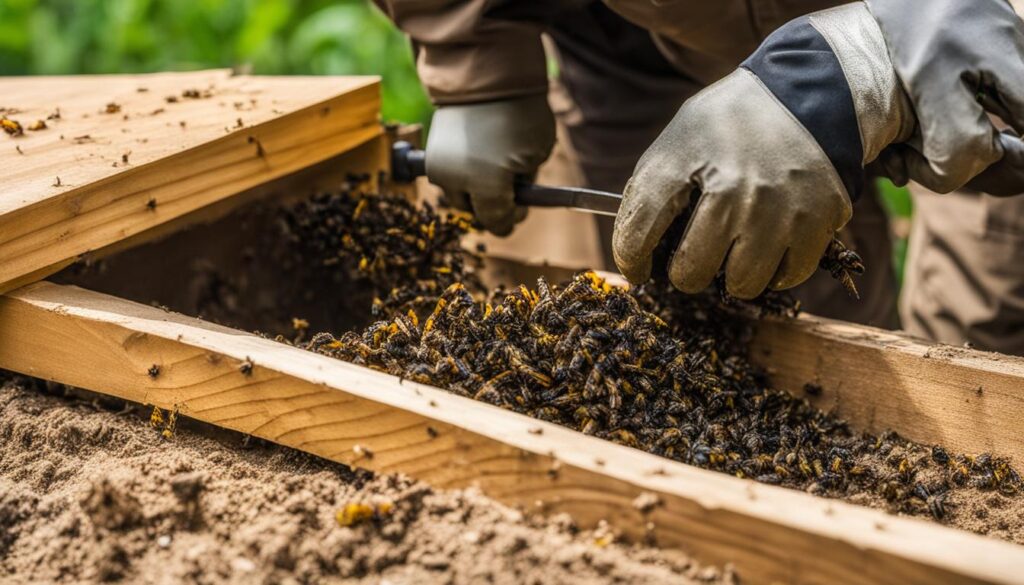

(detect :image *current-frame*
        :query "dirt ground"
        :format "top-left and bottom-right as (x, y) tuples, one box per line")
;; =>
(0, 377), (729, 585)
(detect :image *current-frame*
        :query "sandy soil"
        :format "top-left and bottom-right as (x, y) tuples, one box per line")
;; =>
(0, 377), (728, 585)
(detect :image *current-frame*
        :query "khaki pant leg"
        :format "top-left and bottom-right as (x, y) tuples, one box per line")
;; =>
(546, 3), (704, 270)
(900, 187), (1024, 354)
(789, 183), (900, 328)
(462, 5), (697, 273)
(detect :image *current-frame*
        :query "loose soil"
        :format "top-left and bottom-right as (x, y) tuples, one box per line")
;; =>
(0, 377), (725, 585)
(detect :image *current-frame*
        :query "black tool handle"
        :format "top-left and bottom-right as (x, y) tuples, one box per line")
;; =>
(391, 141), (619, 212)
(391, 141), (426, 183)
(393, 140), (553, 205)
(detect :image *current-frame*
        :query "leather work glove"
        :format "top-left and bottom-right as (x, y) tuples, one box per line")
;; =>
(425, 95), (556, 236)
(869, 0), (1024, 196)
(615, 3), (914, 299)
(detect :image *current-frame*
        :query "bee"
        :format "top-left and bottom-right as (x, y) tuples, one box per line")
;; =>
(1, 117), (24, 136)
(818, 238), (865, 299)
(912, 483), (948, 520)
(239, 358), (254, 377)
(150, 405), (164, 428)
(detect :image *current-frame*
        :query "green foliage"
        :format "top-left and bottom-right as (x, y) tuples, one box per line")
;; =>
(877, 178), (912, 218)
(0, 0), (432, 125)
(876, 178), (912, 286)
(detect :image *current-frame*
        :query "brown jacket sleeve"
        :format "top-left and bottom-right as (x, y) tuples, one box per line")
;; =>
(373, 0), (551, 105)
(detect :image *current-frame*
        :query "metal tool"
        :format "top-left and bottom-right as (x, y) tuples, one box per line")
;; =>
(390, 141), (864, 295)
(391, 141), (622, 216)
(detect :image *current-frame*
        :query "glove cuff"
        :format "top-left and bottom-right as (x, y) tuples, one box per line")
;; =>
(740, 2), (914, 200)
(809, 3), (914, 163)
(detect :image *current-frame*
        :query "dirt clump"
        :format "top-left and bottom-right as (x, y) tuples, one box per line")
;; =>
(80, 478), (144, 531)
(0, 377), (723, 584)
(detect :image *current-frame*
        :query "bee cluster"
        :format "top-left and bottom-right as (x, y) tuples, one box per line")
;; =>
(293, 193), (1019, 523)
(283, 186), (484, 321)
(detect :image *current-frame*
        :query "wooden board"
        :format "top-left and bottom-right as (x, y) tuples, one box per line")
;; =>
(752, 316), (1024, 467)
(1, 281), (1022, 585)
(0, 70), (381, 292)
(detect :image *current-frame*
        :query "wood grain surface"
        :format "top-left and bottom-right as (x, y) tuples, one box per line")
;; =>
(0, 70), (380, 291)
(752, 316), (1024, 467)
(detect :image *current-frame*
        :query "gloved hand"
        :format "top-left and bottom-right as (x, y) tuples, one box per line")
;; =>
(868, 0), (1024, 196)
(425, 95), (556, 236)
(614, 3), (913, 298)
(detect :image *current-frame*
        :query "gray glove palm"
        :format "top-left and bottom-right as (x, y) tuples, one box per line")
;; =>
(425, 95), (555, 236)
(614, 69), (855, 299)
(615, 3), (911, 299)
(869, 0), (1024, 195)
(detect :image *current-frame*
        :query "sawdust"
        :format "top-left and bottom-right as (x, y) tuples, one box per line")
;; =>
(841, 441), (1024, 543)
(0, 377), (727, 584)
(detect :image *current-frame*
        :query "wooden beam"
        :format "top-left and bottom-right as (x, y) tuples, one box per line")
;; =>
(47, 135), (397, 338)
(0, 70), (381, 292)
(0, 281), (1020, 585)
(751, 315), (1024, 467)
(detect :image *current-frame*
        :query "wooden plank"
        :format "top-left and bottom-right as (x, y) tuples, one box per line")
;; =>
(751, 316), (1024, 467)
(57, 132), (394, 280)
(0, 70), (381, 292)
(0, 281), (1021, 585)
(47, 133), (404, 338)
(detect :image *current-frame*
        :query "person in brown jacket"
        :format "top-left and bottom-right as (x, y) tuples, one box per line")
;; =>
(374, 0), (1024, 353)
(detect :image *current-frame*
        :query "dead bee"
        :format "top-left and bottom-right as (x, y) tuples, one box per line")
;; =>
(150, 405), (164, 428)
(148, 364), (161, 379)
(912, 483), (949, 520)
(239, 357), (254, 376)
(1, 117), (23, 136)
(182, 88), (210, 99)
(352, 444), (374, 459)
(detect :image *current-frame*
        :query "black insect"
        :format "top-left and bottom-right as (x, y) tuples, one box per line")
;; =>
(819, 238), (866, 299)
